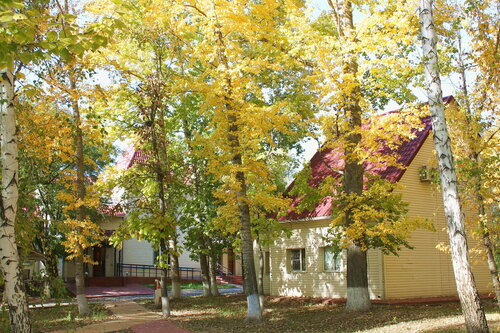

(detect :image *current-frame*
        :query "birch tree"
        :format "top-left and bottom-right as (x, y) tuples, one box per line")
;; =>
(0, 69), (31, 333)
(0, 1), (47, 330)
(439, 0), (500, 306)
(419, 0), (489, 331)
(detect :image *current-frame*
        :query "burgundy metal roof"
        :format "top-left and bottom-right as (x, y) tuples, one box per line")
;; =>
(281, 96), (454, 221)
(116, 146), (149, 170)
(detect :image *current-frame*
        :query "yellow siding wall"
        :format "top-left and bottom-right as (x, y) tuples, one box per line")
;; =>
(268, 219), (384, 299)
(383, 133), (491, 299)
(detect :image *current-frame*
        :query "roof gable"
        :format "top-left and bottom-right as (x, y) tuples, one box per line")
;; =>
(281, 96), (456, 221)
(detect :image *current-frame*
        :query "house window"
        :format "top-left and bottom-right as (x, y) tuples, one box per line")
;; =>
(323, 247), (342, 272)
(290, 248), (306, 272)
(264, 251), (270, 275)
(153, 249), (170, 265)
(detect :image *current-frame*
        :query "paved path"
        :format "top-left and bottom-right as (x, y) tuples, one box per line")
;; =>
(67, 283), (154, 298)
(51, 301), (161, 333)
(45, 286), (242, 332)
(29, 285), (243, 309)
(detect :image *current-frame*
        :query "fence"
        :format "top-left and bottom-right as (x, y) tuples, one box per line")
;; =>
(116, 263), (202, 281)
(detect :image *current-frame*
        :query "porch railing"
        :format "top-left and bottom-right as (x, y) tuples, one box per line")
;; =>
(116, 263), (202, 281)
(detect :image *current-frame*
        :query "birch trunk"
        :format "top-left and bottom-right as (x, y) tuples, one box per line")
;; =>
(0, 71), (32, 333)
(332, 0), (371, 312)
(198, 236), (212, 297)
(419, 1), (488, 331)
(70, 77), (90, 316)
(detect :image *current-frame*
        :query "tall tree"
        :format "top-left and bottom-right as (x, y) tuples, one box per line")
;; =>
(439, 0), (500, 306)
(181, 0), (313, 321)
(308, 0), (427, 311)
(0, 69), (31, 333)
(0, 1), (51, 330)
(335, 0), (370, 312)
(419, 0), (489, 331)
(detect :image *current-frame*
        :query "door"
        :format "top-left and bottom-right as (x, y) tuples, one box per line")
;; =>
(93, 246), (106, 277)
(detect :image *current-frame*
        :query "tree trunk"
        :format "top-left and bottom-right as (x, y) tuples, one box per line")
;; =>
(211, 1), (262, 320)
(457, 42), (500, 307)
(70, 77), (90, 316)
(256, 239), (265, 312)
(159, 240), (170, 317)
(199, 236), (212, 297)
(482, 230), (500, 307)
(0, 70), (32, 333)
(345, 245), (370, 312)
(160, 268), (170, 318)
(169, 239), (181, 299)
(209, 253), (220, 296)
(74, 255), (89, 315)
(332, 0), (371, 312)
(419, 1), (489, 332)
(237, 188), (261, 321)
(44, 246), (59, 281)
(241, 253), (247, 295)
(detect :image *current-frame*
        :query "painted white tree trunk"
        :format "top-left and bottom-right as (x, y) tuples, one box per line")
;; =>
(169, 239), (182, 299)
(334, 0), (371, 312)
(209, 254), (220, 297)
(0, 70), (32, 333)
(419, 2), (489, 332)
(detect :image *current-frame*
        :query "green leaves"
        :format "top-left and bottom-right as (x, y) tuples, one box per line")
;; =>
(46, 30), (58, 42)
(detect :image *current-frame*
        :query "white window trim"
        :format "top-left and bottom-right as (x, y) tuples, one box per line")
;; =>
(323, 247), (344, 272)
(289, 248), (306, 272)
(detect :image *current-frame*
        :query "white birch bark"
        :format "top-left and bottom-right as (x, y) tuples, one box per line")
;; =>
(0, 70), (32, 333)
(419, 1), (489, 332)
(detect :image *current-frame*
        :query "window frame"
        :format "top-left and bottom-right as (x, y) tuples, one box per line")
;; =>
(264, 251), (271, 275)
(323, 246), (343, 272)
(289, 248), (306, 272)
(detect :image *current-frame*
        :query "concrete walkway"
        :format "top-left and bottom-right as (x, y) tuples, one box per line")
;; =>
(51, 301), (161, 333)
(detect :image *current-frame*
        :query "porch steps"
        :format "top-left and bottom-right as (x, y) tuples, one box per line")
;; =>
(217, 275), (243, 285)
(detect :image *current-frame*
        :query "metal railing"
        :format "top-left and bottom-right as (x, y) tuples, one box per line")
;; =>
(116, 263), (202, 280)
(216, 262), (233, 276)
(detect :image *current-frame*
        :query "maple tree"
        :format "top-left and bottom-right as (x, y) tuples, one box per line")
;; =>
(89, 0), (198, 315)
(289, 0), (431, 312)
(13, 0), (117, 316)
(178, 0), (316, 320)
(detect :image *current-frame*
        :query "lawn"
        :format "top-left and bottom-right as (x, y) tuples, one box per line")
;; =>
(141, 295), (500, 333)
(142, 282), (237, 290)
(0, 303), (112, 333)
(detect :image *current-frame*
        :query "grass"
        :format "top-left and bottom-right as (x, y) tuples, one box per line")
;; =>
(141, 295), (500, 333)
(0, 303), (112, 333)
(141, 282), (237, 290)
